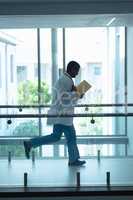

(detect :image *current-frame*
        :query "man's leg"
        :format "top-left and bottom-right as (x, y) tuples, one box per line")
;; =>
(63, 124), (86, 166)
(24, 124), (63, 159)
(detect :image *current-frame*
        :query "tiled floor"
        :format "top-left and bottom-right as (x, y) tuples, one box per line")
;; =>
(1, 157), (133, 187)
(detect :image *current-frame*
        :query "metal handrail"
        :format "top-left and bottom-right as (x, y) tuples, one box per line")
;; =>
(0, 135), (128, 145)
(0, 103), (133, 108)
(0, 113), (133, 118)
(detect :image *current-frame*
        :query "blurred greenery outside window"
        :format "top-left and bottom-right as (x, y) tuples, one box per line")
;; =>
(0, 80), (51, 157)
(15, 79), (51, 137)
(17, 80), (51, 105)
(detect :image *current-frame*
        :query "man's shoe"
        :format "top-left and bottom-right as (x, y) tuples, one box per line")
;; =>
(68, 160), (86, 166)
(23, 141), (31, 159)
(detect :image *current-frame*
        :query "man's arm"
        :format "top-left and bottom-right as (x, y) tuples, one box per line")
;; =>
(71, 85), (84, 99)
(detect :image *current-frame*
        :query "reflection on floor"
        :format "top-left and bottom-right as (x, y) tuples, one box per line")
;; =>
(0, 157), (133, 187)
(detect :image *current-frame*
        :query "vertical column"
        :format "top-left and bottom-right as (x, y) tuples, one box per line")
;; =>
(114, 28), (121, 156)
(51, 28), (59, 158)
(51, 28), (58, 89)
(63, 28), (66, 73)
(37, 28), (42, 157)
(124, 27), (128, 156)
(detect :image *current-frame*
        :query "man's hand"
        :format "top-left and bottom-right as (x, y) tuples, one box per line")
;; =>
(71, 85), (84, 98)
(71, 85), (77, 92)
(80, 93), (85, 99)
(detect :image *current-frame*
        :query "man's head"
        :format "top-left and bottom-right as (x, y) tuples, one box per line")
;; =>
(66, 61), (80, 78)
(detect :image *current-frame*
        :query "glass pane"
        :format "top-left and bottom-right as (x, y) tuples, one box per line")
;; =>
(40, 28), (63, 135)
(0, 144), (39, 157)
(0, 29), (37, 105)
(65, 27), (125, 137)
(40, 29), (52, 88)
(66, 27), (125, 104)
(127, 116), (133, 156)
(0, 108), (39, 136)
(127, 27), (133, 104)
(57, 144), (126, 157)
(78, 144), (126, 156)
(0, 29), (39, 139)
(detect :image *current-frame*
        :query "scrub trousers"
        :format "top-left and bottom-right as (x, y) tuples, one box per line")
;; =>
(30, 124), (80, 162)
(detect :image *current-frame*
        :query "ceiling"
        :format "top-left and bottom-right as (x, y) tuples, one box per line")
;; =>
(0, 0), (130, 2)
(0, 14), (133, 28)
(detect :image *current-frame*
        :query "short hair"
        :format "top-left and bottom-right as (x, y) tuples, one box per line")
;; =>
(67, 61), (80, 72)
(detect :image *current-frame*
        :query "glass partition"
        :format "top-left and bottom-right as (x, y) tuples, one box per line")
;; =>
(65, 27), (126, 144)
(0, 27), (131, 159)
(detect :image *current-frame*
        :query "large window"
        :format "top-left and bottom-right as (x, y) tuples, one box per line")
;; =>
(65, 27), (125, 133)
(0, 27), (127, 158)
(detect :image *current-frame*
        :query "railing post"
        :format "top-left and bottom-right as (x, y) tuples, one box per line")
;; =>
(76, 172), (80, 188)
(97, 150), (100, 162)
(106, 171), (110, 188)
(32, 151), (35, 164)
(8, 151), (11, 163)
(24, 172), (28, 188)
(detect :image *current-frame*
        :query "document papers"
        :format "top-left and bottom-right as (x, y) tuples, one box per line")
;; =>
(76, 80), (92, 95)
